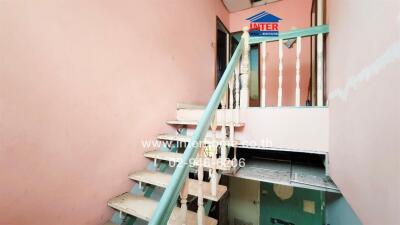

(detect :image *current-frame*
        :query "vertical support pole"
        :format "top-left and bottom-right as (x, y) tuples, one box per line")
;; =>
(229, 77), (234, 112)
(260, 41), (267, 107)
(278, 39), (283, 107)
(229, 122), (235, 144)
(240, 26), (250, 108)
(317, 0), (324, 106)
(210, 116), (218, 197)
(317, 35), (324, 106)
(220, 92), (227, 161)
(233, 147), (238, 174)
(295, 36), (302, 107)
(180, 177), (189, 225)
(234, 62), (240, 123)
(197, 146), (205, 225)
(153, 159), (157, 169)
(228, 77), (235, 150)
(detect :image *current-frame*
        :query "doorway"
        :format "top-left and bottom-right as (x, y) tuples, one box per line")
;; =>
(215, 17), (229, 87)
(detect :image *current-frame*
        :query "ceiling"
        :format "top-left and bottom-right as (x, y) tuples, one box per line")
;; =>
(222, 0), (282, 13)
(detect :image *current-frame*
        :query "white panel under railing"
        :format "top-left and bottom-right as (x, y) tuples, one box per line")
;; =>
(177, 107), (329, 154)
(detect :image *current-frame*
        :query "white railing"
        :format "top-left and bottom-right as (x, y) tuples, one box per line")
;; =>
(248, 25), (329, 107)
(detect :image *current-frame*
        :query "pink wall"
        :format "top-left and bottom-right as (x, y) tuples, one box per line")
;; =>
(327, 1), (400, 224)
(229, 0), (313, 106)
(0, 1), (228, 225)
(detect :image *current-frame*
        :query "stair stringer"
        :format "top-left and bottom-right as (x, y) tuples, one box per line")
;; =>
(110, 142), (178, 225)
(108, 126), (226, 225)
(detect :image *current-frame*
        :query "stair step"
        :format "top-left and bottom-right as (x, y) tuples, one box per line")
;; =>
(108, 193), (218, 225)
(144, 150), (232, 171)
(129, 170), (227, 201)
(166, 120), (245, 127)
(177, 103), (205, 109)
(157, 134), (239, 147)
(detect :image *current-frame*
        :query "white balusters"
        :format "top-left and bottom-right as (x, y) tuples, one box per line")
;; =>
(240, 26), (250, 108)
(278, 39), (283, 107)
(197, 146), (204, 225)
(317, 37), (324, 106)
(220, 92), (227, 161)
(295, 36), (302, 107)
(210, 116), (218, 197)
(317, 0), (324, 106)
(260, 41), (267, 107)
(234, 62), (240, 123)
(228, 76), (235, 144)
(180, 177), (189, 225)
(229, 77), (234, 111)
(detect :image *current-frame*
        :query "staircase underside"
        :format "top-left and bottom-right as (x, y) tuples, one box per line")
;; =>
(230, 158), (339, 193)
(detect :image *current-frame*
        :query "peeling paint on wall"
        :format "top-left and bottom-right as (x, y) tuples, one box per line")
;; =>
(329, 41), (400, 102)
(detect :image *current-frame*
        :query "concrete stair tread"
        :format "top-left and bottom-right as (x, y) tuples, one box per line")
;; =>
(157, 133), (239, 147)
(129, 170), (227, 201)
(144, 150), (232, 171)
(108, 193), (218, 225)
(176, 103), (205, 109)
(166, 120), (244, 127)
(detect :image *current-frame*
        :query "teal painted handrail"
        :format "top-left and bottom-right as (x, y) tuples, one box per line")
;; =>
(249, 25), (329, 44)
(148, 25), (328, 225)
(148, 39), (244, 225)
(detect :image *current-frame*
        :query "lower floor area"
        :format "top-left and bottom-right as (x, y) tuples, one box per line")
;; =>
(226, 177), (361, 225)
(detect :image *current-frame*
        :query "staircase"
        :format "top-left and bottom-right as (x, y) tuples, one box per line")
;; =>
(103, 25), (330, 225)
(105, 140), (230, 225)
(104, 104), (242, 225)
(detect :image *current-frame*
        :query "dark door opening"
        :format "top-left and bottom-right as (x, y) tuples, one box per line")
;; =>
(216, 18), (229, 87)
